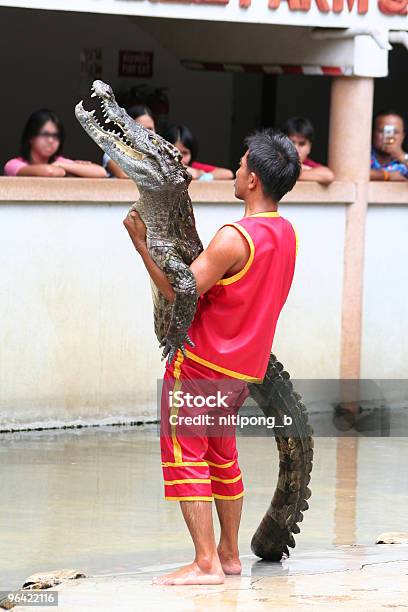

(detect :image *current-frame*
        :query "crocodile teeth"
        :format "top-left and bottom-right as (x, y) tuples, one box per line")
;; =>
(91, 92), (97, 98)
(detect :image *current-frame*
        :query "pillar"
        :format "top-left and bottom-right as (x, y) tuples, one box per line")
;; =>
(328, 77), (374, 381)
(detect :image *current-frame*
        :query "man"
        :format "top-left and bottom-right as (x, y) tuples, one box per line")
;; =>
(370, 110), (408, 181)
(123, 129), (301, 586)
(282, 117), (334, 186)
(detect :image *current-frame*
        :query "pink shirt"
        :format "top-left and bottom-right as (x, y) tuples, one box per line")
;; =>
(3, 156), (74, 176)
(191, 161), (217, 173)
(303, 157), (322, 168)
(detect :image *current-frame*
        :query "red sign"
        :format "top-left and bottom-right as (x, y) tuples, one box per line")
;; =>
(150, 0), (407, 14)
(119, 51), (154, 77)
(243, 0), (407, 13)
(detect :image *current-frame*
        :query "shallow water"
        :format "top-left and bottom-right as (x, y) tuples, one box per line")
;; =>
(1, 425), (408, 591)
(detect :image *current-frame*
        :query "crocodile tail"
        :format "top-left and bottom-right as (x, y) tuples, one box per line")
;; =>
(247, 353), (314, 561)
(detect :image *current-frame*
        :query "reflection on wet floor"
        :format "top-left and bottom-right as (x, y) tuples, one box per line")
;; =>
(1, 426), (408, 591)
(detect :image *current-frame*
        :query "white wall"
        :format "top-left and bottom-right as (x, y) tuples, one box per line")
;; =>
(1, 197), (407, 430)
(273, 204), (345, 379)
(361, 205), (408, 379)
(0, 7), (234, 171)
(0, 199), (345, 430)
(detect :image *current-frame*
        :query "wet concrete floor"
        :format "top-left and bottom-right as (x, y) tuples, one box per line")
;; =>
(1, 426), (408, 608)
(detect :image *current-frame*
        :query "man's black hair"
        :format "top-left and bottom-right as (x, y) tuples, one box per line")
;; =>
(244, 129), (301, 202)
(373, 109), (408, 134)
(282, 117), (315, 143)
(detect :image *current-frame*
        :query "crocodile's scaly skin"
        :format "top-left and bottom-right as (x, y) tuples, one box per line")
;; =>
(75, 80), (314, 561)
(248, 355), (314, 560)
(75, 80), (201, 363)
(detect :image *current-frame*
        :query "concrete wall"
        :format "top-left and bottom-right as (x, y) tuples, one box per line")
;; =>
(361, 205), (408, 379)
(0, 172), (407, 430)
(0, 193), (347, 430)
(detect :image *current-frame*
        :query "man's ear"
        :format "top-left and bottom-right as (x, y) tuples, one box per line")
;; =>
(248, 171), (258, 191)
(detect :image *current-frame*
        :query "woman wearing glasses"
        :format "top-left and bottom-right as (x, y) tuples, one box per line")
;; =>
(3, 109), (107, 177)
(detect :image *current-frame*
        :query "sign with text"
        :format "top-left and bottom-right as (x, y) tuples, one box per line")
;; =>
(119, 50), (154, 77)
(128, 0), (407, 15)
(3, 2), (407, 25)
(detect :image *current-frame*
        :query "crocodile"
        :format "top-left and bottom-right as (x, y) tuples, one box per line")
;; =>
(75, 80), (314, 561)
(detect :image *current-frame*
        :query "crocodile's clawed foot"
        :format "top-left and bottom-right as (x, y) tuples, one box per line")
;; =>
(185, 334), (195, 348)
(159, 334), (194, 364)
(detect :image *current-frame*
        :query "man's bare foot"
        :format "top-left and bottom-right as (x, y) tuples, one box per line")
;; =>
(217, 547), (242, 575)
(152, 559), (225, 585)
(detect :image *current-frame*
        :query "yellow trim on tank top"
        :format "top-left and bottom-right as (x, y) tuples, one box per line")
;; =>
(248, 211), (280, 217)
(249, 211), (298, 255)
(291, 222), (299, 257)
(215, 222), (255, 286)
(184, 349), (263, 383)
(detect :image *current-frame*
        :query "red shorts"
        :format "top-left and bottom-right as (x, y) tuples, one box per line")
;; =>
(160, 349), (249, 501)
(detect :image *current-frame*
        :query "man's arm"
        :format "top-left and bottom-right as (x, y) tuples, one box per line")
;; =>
(107, 158), (129, 179)
(189, 225), (250, 294)
(370, 168), (408, 181)
(299, 165), (335, 185)
(123, 211), (249, 298)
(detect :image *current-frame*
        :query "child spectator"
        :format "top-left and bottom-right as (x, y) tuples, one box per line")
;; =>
(370, 110), (408, 181)
(282, 117), (334, 186)
(3, 109), (107, 178)
(103, 105), (156, 178)
(163, 124), (234, 180)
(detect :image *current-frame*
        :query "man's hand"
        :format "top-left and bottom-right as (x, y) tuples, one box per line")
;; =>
(186, 167), (204, 180)
(123, 210), (147, 251)
(389, 171), (408, 181)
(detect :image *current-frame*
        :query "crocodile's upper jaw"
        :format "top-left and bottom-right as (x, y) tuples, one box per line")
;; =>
(74, 98), (146, 173)
(75, 80), (188, 190)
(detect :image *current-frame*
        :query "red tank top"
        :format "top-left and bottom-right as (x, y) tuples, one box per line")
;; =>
(185, 211), (298, 383)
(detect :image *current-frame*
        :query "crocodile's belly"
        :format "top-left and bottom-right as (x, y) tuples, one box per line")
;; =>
(150, 279), (172, 343)
(147, 232), (202, 344)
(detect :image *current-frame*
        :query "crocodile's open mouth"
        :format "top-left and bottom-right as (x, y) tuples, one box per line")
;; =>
(76, 85), (145, 161)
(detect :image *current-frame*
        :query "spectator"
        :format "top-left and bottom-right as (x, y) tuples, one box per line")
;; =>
(3, 109), (107, 178)
(163, 124), (234, 180)
(370, 110), (408, 181)
(103, 105), (156, 178)
(282, 117), (334, 185)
